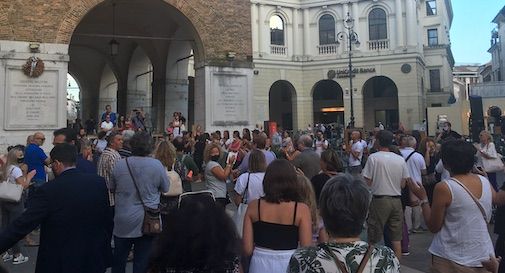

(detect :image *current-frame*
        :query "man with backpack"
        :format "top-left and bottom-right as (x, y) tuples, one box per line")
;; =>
(172, 137), (200, 192)
(399, 135), (426, 234)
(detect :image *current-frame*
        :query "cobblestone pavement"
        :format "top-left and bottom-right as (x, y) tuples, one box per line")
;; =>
(2, 176), (503, 273)
(1, 225), (499, 273)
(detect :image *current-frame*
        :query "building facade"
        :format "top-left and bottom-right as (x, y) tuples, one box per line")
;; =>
(250, 0), (454, 131)
(489, 6), (505, 82)
(0, 0), (253, 150)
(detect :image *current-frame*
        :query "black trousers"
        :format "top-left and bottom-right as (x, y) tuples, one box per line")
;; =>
(496, 234), (505, 273)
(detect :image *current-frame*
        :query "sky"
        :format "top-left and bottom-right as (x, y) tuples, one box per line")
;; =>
(67, 73), (80, 101)
(451, 0), (504, 65)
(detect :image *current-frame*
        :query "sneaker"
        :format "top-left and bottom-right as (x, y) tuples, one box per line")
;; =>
(412, 228), (426, 234)
(2, 253), (13, 262)
(402, 252), (410, 256)
(13, 254), (29, 265)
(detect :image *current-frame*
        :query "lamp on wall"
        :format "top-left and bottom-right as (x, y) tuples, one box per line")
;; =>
(109, 3), (119, 56)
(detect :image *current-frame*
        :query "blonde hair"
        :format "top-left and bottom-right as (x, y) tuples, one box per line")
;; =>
(0, 148), (22, 181)
(154, 141), (177, 170)
(297, 174), (318, 231)
(479, 130), (492, 143)
(203, 143), (222, 163)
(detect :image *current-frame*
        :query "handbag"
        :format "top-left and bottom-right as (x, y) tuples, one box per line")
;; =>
(125, 158), (162, 236)
(0, 168), (23, 202)
(233, 173), (250, 237)
(481, 144), (504, 173)
(165, 166), (183, 196)
(160, 167), (183, 215)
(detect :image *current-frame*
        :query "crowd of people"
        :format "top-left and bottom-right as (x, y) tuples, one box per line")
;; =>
(0, 115), (503, 273)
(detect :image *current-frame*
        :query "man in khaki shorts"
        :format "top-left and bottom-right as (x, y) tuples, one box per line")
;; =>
(362, 130), (410, 259)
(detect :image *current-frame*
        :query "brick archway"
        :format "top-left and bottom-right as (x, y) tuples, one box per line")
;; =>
(54, 0), (251, 64)
(56, 0), (208, 61)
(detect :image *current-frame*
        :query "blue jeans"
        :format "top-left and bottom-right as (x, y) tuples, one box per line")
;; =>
(112, 235), (154, 273)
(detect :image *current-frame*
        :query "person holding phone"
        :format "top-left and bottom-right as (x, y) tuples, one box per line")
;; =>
(204, 143), (235, 209)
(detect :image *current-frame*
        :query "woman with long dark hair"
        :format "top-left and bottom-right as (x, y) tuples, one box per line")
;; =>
(148, 194), (241, 273)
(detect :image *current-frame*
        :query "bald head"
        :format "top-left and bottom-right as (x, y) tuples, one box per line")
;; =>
(33, 132), (46, 146)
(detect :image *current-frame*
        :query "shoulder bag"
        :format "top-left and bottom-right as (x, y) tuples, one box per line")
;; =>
(233, 173), (250, 237)
(125, 158), (162, 235)
(0, 167), (23, 202)
(481, 144), (504, 173)
(323, 244), (374, 273)
(449, 177), (487, 221)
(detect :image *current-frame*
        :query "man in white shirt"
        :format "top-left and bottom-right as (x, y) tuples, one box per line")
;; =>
(399, 136), (426, 233)
(347, 131), (366, 175)
(100, 115), (114, 134)
(362, 130), (410, 259)
(314, 130), (329, 156)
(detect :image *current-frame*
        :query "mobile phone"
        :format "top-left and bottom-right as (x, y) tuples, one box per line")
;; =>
(227, 152), (237, 164)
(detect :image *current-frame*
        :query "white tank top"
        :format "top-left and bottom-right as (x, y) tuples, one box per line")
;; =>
(429, 175), (495, 267)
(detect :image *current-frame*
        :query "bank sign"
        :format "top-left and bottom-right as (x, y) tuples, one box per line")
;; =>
(335, 67), (376, 78)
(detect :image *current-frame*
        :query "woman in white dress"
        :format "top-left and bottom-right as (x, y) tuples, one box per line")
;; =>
(0, 147), (36, 265)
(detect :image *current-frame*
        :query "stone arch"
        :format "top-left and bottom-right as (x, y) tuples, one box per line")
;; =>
(265, 7), (291, 25)
(55, 0), (206, 62)
(311, 80), (344, 126)
(98, 63), (119, 114)
(362, 76), (399, 130)
(269, 80), (297, 130)
(312, 8), (341, 24)
(127, 45), (153, 114)
(360, 2), (394, 18)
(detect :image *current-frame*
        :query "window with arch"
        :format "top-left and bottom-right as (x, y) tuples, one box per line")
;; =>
(270, 15), (285, 45)
(368, 8), (387, 41)
(319, 14), (336, 45)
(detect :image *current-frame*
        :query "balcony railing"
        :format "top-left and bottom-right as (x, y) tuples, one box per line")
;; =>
(270, 45), (287, 55)
(317, 44), (338, 55)
(368, 39), (389, 50)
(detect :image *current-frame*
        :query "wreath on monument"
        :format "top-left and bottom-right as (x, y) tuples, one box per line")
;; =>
(22, 57), (44, 78)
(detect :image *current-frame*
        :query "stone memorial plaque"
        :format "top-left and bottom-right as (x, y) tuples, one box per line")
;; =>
(211, 73), (249, 126)
(5, 68), (59, 130)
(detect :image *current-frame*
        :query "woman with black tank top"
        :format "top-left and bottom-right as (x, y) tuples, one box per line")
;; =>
(243, 159), (312, 273)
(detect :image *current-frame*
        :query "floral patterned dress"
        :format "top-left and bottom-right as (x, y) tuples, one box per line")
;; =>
(287, 241), (400, 273)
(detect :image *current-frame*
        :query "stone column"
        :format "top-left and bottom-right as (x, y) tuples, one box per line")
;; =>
(303, 8), (310, 57)
(287, 8), (294, 57)
(258, 4), (267, 55)
(152, 78), (166, 132)
(395, 0), (404, 48)
(405, 0), (417, 47)
(292, 8), (300, 57)
(251, 3), (259, 55)
(351, 2), (359, 36)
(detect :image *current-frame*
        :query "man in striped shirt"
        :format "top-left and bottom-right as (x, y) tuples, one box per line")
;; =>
(98, 131), (123, 206)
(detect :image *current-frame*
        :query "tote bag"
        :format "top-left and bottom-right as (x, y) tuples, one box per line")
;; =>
(0, 168), (23, 202)
(233, 173), (250, 237)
